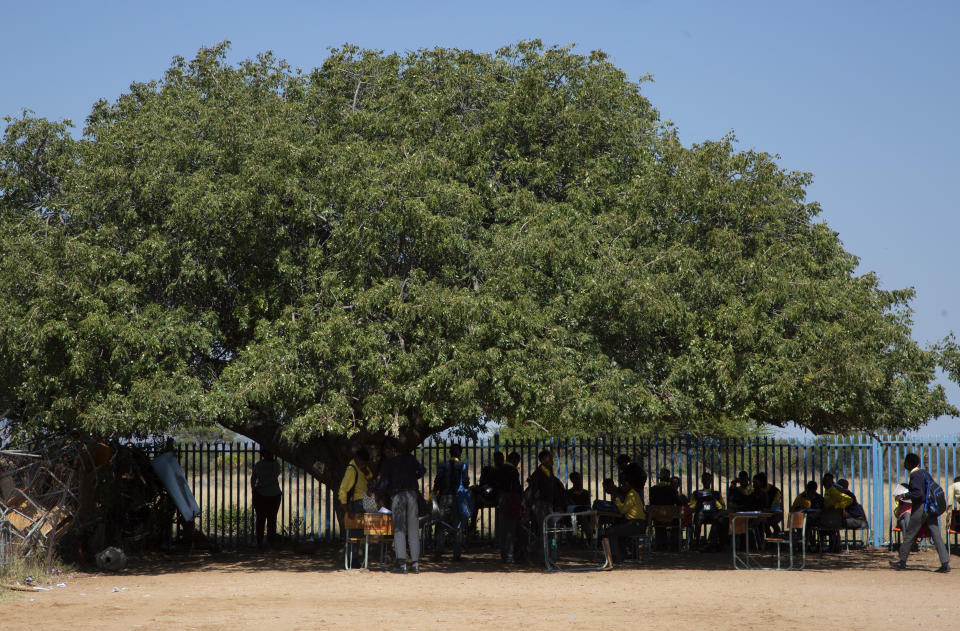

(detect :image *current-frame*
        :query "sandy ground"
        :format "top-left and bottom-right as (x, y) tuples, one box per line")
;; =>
(1, 544), (956, 630)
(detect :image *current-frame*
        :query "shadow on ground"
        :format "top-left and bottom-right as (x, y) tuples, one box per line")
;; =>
(106, 540), (944, 578)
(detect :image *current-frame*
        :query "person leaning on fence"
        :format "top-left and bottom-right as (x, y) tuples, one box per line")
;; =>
(250, 448), (282, 550)
(890, 453), (950, 573)
(495, 451), (523, 564)
(432, 443), (470, 561)
(602, 477), (647, 563)
(376, 438), (427, 574)
(338, 448), (374, 566)
(690, 472), (728, 551)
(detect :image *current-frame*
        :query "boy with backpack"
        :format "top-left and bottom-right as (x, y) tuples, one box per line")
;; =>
(432, 443), (470, 561)
(890, 452), (950, 573)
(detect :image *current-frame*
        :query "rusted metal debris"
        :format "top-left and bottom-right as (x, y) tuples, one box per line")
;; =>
(0, 442), (88, 567)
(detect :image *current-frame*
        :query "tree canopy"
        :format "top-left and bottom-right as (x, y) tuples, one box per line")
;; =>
(1, 42), (955, 482)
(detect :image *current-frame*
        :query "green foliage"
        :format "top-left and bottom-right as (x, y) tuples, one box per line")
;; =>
(175, 425), (240, 444)
(214, 450), (254, 470)
(213, 504), (253, 537)
(1, 40), (955, 458)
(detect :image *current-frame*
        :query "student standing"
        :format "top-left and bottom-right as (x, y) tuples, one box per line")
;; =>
(251, 448), (282, 549)
(890, 453), (950, 573)
(495, 452), (523, 563)
(338, 448), (374, 566)
(432, 444), (470, 561)
(377, 438), (427, 574)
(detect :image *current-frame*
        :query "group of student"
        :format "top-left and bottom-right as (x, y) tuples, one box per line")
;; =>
(329, 442), (951, 574)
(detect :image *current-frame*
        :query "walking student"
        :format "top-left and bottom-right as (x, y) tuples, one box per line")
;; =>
(250, 448), (283, 549)
(890, 453), (950, 573)
(377, 438), (427, 574)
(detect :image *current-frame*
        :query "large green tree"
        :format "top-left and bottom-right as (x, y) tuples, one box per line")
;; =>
(1, 42), (955, 485)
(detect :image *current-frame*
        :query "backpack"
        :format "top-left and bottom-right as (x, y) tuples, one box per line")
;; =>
(454, 462), (475, 522)
(923, 472), (947, 517)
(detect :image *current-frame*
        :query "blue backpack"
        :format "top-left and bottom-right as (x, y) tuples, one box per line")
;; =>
(455, 462), (475, 522)
(923, 472), (947, 517)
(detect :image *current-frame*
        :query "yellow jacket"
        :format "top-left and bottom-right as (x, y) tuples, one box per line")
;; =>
(338, 459), (372, 504)
(791, 494), (811, 512)
(824, 485), (852, 511)
(616, 488), (646, 521)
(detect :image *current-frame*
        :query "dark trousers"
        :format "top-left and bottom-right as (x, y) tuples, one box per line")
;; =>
(496, 495), (520, 561)
(344, 499), (365, 565)
(899, 509), (949, 566)
(435, 494), (463, 558)
(607, 519), (647, 562)
(696, 511), (729, 548)
(252, 490), (282, 547)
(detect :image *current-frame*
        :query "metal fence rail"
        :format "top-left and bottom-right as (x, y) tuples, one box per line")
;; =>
(163, 435), (960, 549)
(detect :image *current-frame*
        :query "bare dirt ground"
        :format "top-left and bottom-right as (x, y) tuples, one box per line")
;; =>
(1, 544), (955, 630)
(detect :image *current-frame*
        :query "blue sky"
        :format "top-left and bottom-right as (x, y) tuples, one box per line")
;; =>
(3, 1), (957, 435)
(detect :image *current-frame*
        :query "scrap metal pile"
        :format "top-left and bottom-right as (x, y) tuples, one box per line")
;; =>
(0, 438), (174, 567)
(0, 443), (83, 566)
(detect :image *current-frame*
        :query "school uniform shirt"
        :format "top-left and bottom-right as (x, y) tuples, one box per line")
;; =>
(337, 458), (372, 504)
(790, 491), (824, 512)
(615, 488), (646, 521)
(837, 487), (866, 520)
(690, 489), (724, 512)
(824, 485), (853, 511)
(905, 467), (926, 510)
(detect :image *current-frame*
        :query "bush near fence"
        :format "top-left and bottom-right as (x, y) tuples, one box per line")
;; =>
(161, 435), (960, 549)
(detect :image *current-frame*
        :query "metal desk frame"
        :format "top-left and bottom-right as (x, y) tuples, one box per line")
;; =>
(730, 511), (773, 569)
(543, 510), (611, 572)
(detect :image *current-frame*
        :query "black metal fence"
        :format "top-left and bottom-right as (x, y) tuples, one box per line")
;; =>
(166, 434), (960, 549)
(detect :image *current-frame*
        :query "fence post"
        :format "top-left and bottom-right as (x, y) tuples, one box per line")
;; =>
(871, 437), (884, 548)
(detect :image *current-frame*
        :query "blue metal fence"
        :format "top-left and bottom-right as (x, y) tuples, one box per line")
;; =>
(168, 434), (960, 549)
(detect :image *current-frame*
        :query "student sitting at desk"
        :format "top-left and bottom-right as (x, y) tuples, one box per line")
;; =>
(690, 472), (728, 551)
(790, 480), (824, 548)
(727, 471), (756, 512)
(650, 469), (684, 551)
(836, 479), (868, 531)
(751, 472), (783, 536)
(790, 480), (824, 512)
(566, 471), (590, 510)
(565, 471), (594, 541)
(820, 473), (848, 552)
(602, 477), (647, 563)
